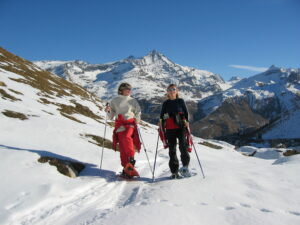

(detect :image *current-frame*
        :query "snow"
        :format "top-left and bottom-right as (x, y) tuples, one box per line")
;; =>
(34, 60), (72, 71)
(1, 65), (300, 225)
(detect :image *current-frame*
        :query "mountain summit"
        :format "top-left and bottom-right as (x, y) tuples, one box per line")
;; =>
(35, 51), (226, 101)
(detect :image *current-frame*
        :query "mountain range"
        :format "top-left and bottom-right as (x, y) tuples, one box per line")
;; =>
(34, 50), (300, 146)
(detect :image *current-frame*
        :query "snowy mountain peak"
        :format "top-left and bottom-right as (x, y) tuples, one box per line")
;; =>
(34, 51), (226, 101)
(265, 65), (283, 74)
(229, 76), (242, 82)
(138, 50), (174, 66)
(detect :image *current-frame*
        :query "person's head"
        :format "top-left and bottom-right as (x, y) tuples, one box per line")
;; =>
(166, 84), (179, 99)
(118, 83), (132, 96)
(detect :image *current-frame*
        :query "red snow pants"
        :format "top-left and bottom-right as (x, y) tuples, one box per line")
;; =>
(117, 126), (135, 167)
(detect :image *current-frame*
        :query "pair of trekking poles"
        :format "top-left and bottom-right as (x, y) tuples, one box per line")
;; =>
(99, 106), (205, 182)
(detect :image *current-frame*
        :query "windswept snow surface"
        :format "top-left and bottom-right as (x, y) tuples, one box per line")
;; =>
(1, 118), (300, 224)
(1, 67), (300, 225)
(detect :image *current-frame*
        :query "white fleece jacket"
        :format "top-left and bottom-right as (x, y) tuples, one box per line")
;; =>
(108, 95), (141, 123)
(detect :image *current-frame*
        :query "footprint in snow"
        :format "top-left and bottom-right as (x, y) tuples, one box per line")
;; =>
(200, 202), (208, 206)
(240, 203), (251, 208)
(260, 208), (273, 213)
(219, 206), (235, 210)
(289, 211), (300, 216)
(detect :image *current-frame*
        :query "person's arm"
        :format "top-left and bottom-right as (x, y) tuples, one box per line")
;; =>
(107, 100), (116, 120)
(133, 99), (141, 123)
(181, 99), (189, 121)
(160, 101), (167, 120)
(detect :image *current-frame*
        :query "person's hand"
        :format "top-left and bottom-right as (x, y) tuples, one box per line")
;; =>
(184, 120), (189, 127)
(104, 105), (111, 113)
(134, 118), (140, 124)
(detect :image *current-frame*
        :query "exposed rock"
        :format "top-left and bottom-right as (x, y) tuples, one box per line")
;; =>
(38, 156), (85, 178)
(241, 150), (257, 157)
(283, 150), (300, 157)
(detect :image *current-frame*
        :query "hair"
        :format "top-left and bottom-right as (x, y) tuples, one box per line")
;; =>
(166, 84), (179, 99)
(118, 82), (132, 95)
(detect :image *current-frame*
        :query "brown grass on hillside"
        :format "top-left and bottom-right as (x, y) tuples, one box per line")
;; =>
(199, 141), (223, 150)
(2, 110), (28, 120)
(83, 133), (117, 151)
(60, 112), (86, 124)
(8, 89), (23, 95)
(0, 88), (21, 101)
(0, 47), (90, 99)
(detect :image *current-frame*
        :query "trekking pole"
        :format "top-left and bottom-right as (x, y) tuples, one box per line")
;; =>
(192, 142), (205, 179)
(100, 103), (109, 171)
(187, 125), (205, 179)
(152, 131), (160, 182)
(137, 126), (153, 174)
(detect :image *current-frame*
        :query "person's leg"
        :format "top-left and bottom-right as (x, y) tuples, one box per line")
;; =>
(117, 126), (135, 167)
(166, 129), (179, 174)
(177, 128), (190, 167)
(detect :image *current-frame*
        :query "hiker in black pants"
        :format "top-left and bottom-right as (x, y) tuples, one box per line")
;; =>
(159, 84), (191, 179)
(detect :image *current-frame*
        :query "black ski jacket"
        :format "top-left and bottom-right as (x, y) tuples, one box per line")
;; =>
(160, 98), (189, 122)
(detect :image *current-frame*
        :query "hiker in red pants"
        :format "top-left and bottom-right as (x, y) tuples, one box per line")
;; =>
(105, 83), (141, 178)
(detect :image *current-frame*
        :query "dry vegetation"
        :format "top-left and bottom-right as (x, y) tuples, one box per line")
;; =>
(199, 141), (223, 150)
(0, 88), (21, 101)
(2, 110), (28, 120)
(0, 47), (105, 124)
(0, 47), (90, 99)
(8, 89), (23, 95)
(83, 133), (118, 151)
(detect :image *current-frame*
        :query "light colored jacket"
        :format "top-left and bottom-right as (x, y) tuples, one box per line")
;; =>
(108, 95), (141, 130)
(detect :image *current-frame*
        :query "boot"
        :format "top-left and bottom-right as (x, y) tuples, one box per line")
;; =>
(170, 172), (181, 179)
(129, 157), (136, 166)
(179, 166), (191, 177)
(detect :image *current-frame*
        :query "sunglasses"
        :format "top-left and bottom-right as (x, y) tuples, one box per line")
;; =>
(167, 88), (177, 92)
(121, 88), (132, 91)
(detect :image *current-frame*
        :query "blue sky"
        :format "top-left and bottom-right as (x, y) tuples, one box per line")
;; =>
(0, 0), (299, 80)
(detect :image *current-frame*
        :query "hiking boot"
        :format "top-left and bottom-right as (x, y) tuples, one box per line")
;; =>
(170, 172), (181, 179)
(129, 157), (136, 166)
(179, 166), (191, 177)
(120, 169), (133, 179)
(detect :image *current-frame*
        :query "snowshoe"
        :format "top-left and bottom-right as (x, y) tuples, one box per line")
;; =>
(170, 172), (182, 179)
(123, 162), (139, 178)
(179, 166), (191, 177)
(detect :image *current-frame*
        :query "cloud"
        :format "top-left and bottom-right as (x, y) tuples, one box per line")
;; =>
(229, 65), (268, 72)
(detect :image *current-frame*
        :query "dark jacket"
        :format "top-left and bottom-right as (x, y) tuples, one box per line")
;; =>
(160, 98), (189, 129)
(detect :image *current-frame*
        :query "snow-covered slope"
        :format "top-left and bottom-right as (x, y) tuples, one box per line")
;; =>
(1, 47), (300, 225)
(35, 50), (227, 101)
